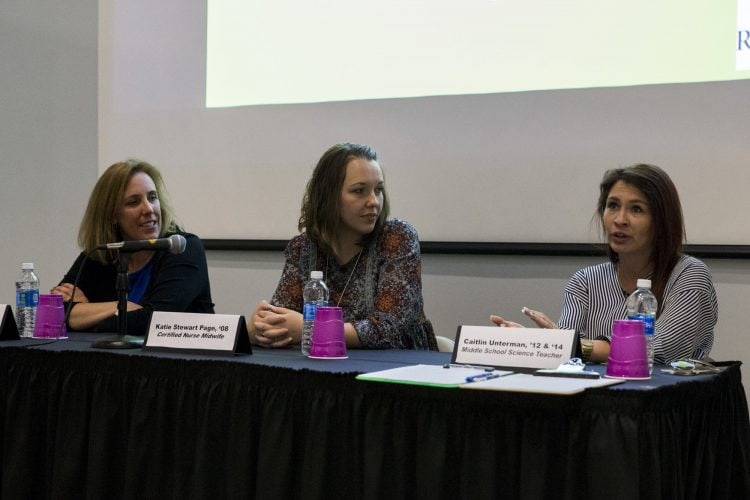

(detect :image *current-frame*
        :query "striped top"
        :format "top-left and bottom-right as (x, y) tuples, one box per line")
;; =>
(558, 255), (717, 363)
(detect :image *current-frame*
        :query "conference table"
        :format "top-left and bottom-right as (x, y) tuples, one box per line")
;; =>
(1, 334), (748, 500)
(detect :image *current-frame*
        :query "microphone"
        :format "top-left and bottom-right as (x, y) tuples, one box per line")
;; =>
(98, 234), (187, 254)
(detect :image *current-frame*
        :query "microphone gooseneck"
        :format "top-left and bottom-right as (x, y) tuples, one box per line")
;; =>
(97, 234), (187, 254)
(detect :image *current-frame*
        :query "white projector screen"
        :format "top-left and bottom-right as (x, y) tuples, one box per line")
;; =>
(206, 0), (748, 107)
(99, 0), (750, 244)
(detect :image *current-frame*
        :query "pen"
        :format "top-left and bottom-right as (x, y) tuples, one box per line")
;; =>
(465, 373), (501, 383)
(533, 370), (600, 380)
(443, 363), (495, 372)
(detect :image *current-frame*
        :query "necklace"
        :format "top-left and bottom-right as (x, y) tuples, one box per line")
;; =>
(327, 248), (364, 307)
(616, 262), (652, 296)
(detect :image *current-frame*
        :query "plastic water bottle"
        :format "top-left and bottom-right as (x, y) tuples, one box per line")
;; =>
(626, 278), (658, 374)
(15, 262), (40, 338)
(301, 270), (329, 356)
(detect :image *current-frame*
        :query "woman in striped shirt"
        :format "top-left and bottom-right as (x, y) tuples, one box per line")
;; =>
(491, 164), (717, 363)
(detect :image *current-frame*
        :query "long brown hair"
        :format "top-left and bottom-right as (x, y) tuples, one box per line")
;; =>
(597, 163), (684, 307)
(78, 160), (179, 263)
(298, 143), (390, 254)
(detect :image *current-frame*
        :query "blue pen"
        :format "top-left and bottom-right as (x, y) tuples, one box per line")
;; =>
(465, 373), (501, 383)
(443, 363), (494, 372)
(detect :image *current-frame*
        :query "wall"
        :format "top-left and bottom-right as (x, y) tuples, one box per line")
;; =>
(0, 1), (97, 307)
(99, 1), (750, 245)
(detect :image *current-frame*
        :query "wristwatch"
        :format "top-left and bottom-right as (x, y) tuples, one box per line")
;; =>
(580, 338), (594, 362)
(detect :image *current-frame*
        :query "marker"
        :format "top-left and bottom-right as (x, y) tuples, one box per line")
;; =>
(465, 373), (501, 383)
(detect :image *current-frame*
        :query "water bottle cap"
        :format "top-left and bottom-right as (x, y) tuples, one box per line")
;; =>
(636, 278), (651, 289)
(22, 262), (34, 270)
(310, 270), (323, 279)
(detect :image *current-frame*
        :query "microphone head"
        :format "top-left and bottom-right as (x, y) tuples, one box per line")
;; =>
(168, 234), (187, 254)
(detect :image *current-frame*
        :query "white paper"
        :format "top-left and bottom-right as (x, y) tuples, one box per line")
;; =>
(357, 364), (512, 388)
(460, 373), (624, 395)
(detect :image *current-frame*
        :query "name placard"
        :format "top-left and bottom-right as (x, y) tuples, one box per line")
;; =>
(0, 304), (20, 341)
(144, 311), (251, 355)
(453, 325), (576, 372)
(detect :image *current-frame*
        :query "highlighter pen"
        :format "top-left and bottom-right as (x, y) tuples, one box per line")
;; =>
(465, 373), (501, 383)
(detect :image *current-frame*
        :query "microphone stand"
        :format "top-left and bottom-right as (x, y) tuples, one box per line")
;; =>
(92, 252), (142, 349)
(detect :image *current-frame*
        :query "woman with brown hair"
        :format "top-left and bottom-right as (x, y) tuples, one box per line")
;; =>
(492, 163), (717, 363)
(249, 143), (436, 350)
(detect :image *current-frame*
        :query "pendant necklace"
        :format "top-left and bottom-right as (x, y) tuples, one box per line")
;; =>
(327, 248), (364, 307)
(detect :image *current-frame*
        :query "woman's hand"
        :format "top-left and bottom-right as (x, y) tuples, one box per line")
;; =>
(490, 307), (558, 329)
(520, 307), (558, 329)
(50, 283), (89, 303)
(248, 300), (303, 348)
(489, 315), (524, 328)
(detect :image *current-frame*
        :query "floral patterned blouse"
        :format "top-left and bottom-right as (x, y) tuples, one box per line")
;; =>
(271, 219), (437, 350)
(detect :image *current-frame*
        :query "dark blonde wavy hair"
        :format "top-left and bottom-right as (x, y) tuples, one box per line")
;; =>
(298, 143), (390, 254)
(78, 160), (179, 263)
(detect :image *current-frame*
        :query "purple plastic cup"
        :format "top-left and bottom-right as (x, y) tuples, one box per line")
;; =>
(33, 294), (68, 339)
(308, 306), (347, 359)
(605, 319), (648, 379)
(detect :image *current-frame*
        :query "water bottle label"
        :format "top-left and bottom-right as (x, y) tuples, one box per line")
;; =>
(16, 289), (39, 308)
(627, 313), (655, 336)
(642, 315), (655, 336)
(303, 303), (317, 321)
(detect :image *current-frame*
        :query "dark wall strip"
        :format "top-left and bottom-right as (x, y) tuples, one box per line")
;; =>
(202, 240), (750, 259)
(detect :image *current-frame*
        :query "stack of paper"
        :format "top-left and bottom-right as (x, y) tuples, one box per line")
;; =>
(357, 364), (624, 394)
(356, 364), (511, 388)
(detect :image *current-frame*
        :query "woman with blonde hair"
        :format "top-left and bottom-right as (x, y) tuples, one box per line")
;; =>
(53, 160), (214, 335)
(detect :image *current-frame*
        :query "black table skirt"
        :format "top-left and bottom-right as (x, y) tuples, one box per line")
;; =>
(1, 341), (749, 499)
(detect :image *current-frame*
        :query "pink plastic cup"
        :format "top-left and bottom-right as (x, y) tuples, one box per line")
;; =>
(605, 319), (648, 379)
(308, 306), (347, 359)
(33, 294), (68, 339)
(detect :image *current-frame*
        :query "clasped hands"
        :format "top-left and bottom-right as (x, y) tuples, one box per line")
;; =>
(490, 306), (558, 329)
(249, 300), (302, 348)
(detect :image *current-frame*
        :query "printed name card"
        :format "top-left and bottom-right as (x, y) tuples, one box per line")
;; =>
(144, 311), (251, 355)
(453, 325), (576, 372)
(0, 304), (20, 341)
